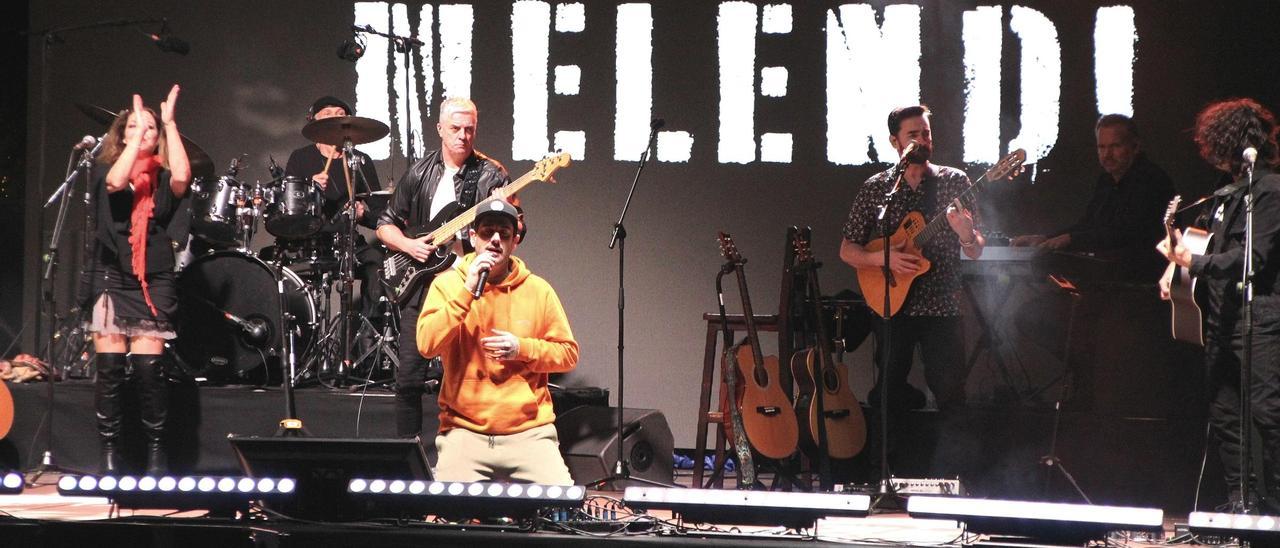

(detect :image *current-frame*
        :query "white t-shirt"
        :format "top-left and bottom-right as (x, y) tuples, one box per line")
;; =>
(429, 165), (460, 220)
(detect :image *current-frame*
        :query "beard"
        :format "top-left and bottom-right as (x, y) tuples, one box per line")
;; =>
(903, 141), (932, 165)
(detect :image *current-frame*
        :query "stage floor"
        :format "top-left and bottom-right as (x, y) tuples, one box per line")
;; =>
(0, 471), (1185, 548)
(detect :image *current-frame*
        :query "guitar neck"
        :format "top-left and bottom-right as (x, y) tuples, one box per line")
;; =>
(731, 263), (768, 370)
(912, 178), (985, 248)
(425, 168), (542, 242)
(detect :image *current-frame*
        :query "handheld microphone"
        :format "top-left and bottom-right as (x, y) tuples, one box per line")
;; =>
(73, 135), (97, 150)
(473, 267), (490, 299)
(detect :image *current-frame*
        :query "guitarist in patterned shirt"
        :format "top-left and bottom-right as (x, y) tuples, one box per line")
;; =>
(838, 105), (985, 418)
(375, 97), (513, 439)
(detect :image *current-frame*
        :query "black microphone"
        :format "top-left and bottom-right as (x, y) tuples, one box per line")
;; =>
(73, 135), (97, 150)
(224, 312), (269, 346)
(473, 267), (490, 299)
(150, 33), (190, 55)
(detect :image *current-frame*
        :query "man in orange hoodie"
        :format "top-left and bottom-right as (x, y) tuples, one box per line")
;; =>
(417, 199), (579, 484)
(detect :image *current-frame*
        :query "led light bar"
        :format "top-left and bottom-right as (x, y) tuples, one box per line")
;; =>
(57, 475), (295, 512)
(1, 471), (24, 494)
(907, 496), (1163, 544)
(623, 486), (871, 529)
(347, 479), (585, 519)
(1189, 511), (1280, 542)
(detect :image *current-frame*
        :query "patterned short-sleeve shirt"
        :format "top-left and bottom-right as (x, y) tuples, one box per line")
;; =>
(842, 164), (976, 317)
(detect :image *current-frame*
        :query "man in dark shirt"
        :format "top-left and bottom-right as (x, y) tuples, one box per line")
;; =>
(282, 96), (384, 321)
(376, 97), (512, 439)
(1013, 114), (1175, 279)
(1159, 99), (1280, 512)
(839, 105), (985, 413)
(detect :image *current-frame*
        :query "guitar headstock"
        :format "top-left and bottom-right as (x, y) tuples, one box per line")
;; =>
(1164, 195), (1182, 230)
(717, 232), (744, 265)
(984, 148), (1027, 181)
(791, 228), (814, 265)
(532, 152), (572, 182)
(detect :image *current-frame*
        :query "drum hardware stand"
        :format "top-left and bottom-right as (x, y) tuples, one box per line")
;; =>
(347, 296), (400, 391)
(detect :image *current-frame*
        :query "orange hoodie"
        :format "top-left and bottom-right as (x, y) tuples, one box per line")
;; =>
(417, 252), (579, 435)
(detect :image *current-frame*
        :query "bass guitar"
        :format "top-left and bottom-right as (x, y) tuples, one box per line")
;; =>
(789, 230), (866, 460)
(1163, 195), (1212, 345)
(717, 232), (799, 461)
(381, 153), (570, 304)
(857, 149), (1026, 317)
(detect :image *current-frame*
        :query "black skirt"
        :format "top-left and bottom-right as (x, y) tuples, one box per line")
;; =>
(81, 259), (179, 337)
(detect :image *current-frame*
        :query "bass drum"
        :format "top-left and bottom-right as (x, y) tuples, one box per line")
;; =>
(176, 251), (314, 385)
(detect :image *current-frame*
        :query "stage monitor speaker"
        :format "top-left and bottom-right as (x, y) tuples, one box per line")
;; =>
(229, 436), (430, 520)
(555, 406), (673, 487)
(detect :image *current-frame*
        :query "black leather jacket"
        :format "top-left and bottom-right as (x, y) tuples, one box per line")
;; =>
(376, 149), (510, 231)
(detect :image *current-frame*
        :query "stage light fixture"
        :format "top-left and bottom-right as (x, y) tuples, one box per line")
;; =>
(347, 479), (585, 520)
(1, 471), (24, 494)
(906, 496), (1163, 545)
(57, 475), (294, 513)
(623, 486), (871, 529)
(1189, 511), (1280, 543)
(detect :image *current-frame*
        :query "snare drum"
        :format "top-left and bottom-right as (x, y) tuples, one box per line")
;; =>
(264, 176), (324, 239)
(190, 176), (247, 246)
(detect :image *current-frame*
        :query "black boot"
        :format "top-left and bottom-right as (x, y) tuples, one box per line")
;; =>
(132, 354), (169, 475)
(94, 352), (129, 474)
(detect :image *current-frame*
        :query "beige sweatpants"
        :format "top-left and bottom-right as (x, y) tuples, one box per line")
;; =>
(434, 423), (575, 485)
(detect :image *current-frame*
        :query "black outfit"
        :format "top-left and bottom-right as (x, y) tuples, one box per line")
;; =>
(843, 164), (978, 411)
(1050, 153), (1176, 280)
(1191, 168), (1280, 511)
(376, 149), (510, 438)
(81, 163), (192, 475)
(283, 144), (384, 317)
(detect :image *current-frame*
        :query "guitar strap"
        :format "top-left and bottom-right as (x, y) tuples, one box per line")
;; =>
(456, 159), (484, 254)
(918, 170), (941, 223)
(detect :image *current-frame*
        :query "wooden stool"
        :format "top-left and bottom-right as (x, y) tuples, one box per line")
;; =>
(692, 312), (778, 489)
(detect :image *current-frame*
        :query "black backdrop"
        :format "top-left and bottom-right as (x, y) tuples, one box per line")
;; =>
(21, 1), (1280, 460)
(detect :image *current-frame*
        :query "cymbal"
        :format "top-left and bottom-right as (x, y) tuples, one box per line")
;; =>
(74, 102), (216, 180)
(301, 116), (390, 146)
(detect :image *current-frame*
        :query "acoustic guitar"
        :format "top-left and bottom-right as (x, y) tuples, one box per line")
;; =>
(1163, 195), (1211, 345)
(381, 153), (570, 304)
(789, 231), (866, 460)
(717, 232), (799, 461)
(857, 149), (1027, 317)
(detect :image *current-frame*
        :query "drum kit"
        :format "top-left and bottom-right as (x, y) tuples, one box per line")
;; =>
(77, 103), (396, 387)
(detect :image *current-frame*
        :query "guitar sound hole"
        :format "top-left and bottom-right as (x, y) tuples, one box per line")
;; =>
(822, 368), (839, 390)
(753, 368), (769, 387)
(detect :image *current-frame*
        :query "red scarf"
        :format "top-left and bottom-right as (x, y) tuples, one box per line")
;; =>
(127, 155), (163, 317)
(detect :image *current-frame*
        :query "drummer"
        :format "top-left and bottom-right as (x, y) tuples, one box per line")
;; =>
(283, 96), (385, 314)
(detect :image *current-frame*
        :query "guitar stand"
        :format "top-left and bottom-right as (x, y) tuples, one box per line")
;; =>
(693, 312), (778, 489)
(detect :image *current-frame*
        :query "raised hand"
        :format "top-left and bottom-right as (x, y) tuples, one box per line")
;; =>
(160, 84), (180, 126)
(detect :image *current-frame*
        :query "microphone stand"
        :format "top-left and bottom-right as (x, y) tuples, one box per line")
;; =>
(590, 120), (674, 489)
(1238, 156), (1257, 511)
(27, 142), (101, 484)
(870, 157), (908, 510)
(352, 25), (422, 166)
